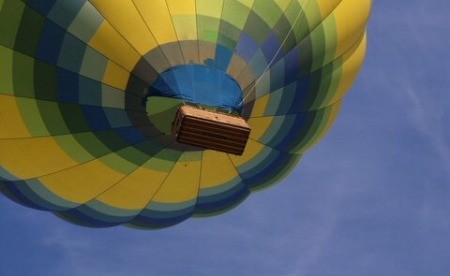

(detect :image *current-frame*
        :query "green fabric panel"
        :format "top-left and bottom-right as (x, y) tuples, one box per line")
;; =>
(55, 133), (95, 163)
(58, 103), (90, 133)
(243, 11), (271, 44)
(216, 26), (239, 50)
(12, 51), (34, 98)
(34, 61), (57, 101)
(109, 141), (156, 169)
(309, 26), (330, 72)
(0, 45), (13, 93)
(0, 0), (24, 48)
(14, 6), (45, 56)
(94, 130), (129, 151)
(221, 0), (252, 29)
(197, 15), (221, 43)
(100, 148), (142, 175)
(38, 101), (70, 135)
(323, 17), (339, 64)
(253, 0), (282, 28)
(314, 59), (343, 108)
(142, 143), (184, 171)
(16, 97), (49, 136)
(291, 1), (316, 43)
(72, 131), (114, 158)
(274, 11), (297, 53)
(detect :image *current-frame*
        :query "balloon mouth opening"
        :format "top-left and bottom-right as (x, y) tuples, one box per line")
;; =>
(146, 64), (243, 113)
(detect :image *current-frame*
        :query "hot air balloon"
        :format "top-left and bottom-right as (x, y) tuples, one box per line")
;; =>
(0, 0), (372, 229)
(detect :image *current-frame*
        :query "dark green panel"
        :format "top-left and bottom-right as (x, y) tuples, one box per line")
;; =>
(12, 51), (34, 98)
(34, 60), (57, 100)
(14, 6), (45, 56)
(242, 11), (271, 44)
(59, 103), (91, 133)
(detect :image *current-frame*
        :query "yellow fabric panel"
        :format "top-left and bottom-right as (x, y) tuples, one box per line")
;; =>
(197, 0), (224, 18)
(247, 116), (274, 140)
(132, 0), (178, 45)
(229, 139), (265, 167)
(96, 166), (170, 210)
(0, 137), (78, 179)
(166, 0), (197, 41)
(316, 0), (342, 17)
(152, 151), (201, 203)
(249, 93), (270, 117)
(329, 32), (367, 104)
(40, 159), (125, 204)
(0, 95), (30, 138)
(200, 150), (238, 189)
(89, 22), (140, 71)
(102, 61), (130, 91)
(333, 0), (371, 58)
(89, 0), (159, 54)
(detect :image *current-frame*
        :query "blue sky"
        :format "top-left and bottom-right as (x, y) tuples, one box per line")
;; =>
(2, 0), (450, 275)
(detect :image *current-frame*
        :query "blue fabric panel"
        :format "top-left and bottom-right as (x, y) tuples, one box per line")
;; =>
(47, 0), (85, 29)
(115, 126), (147, 144)
(149, 65), (243, 111)
(81, 106), (110, 130)
(78, 77), (101, 106)
(287, 77), (312, 113)
(214, 44), (233, 70)
(57, 69), (79, 103)
(283, 48), (301, 85)
(57, 33), (86, 72)
(26, 0), (58, 15)
(261, 33), (281, 62)
(235, 33), (259, 62)
(37, 21), (65, 64)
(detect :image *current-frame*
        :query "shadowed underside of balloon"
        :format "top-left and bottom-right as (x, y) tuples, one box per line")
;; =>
(0, 0), (372, 229)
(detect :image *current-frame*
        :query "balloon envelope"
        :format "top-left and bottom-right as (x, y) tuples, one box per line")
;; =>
(0, 0), (372, 229)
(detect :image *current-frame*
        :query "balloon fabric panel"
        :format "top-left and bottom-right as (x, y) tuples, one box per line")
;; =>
(0, 0), (372, 229)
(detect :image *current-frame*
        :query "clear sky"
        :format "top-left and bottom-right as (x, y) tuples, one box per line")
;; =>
(1, 0), (449, 275)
